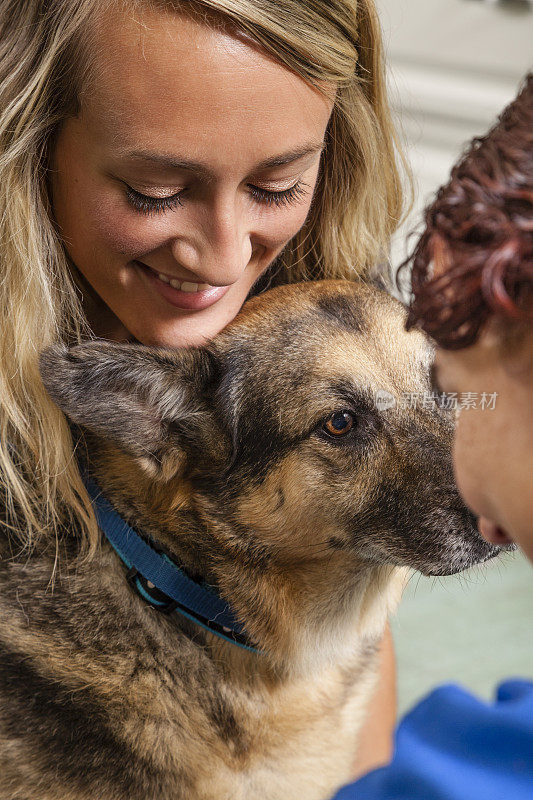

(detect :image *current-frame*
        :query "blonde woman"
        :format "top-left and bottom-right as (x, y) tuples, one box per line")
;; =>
(0, 0), (404, 788)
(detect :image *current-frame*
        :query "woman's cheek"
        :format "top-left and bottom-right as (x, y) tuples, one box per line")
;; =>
(256, 167), (320, 248)
(263, 217), (306, 251)
(256, 196), (316, 251)
(92, 194), (173, 257)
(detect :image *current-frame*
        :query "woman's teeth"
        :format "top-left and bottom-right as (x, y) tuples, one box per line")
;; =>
(155, 271), (210, 293)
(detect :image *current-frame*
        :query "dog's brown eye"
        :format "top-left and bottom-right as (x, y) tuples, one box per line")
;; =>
(324, 411), (354, 436)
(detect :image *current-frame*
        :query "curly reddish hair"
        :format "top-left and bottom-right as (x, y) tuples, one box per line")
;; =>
(403, 73), (533, 350)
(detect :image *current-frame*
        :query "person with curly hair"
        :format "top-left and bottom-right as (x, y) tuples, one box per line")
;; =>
(330, 73), (533, 800)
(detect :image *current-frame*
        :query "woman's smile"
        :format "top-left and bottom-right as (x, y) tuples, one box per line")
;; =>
(133, 260), (232, 311)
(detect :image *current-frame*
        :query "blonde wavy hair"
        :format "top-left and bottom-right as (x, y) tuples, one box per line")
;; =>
(0, 0), (408, 561)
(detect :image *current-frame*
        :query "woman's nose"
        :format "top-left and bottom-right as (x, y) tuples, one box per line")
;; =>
(170, 204), (253, 286)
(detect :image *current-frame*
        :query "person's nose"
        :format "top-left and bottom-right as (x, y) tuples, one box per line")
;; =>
(169, 198), (253, 286)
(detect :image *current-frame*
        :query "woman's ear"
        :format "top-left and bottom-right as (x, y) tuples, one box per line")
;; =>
(39, 341), (220, 481)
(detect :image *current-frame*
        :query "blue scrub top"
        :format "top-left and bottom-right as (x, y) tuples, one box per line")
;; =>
(331, 679), (533, 800)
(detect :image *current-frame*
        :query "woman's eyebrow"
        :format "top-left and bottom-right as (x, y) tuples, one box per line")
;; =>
(114, 142), (325, 176)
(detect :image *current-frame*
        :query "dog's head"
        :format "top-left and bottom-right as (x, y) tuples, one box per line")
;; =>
(40, 280), (502, 666)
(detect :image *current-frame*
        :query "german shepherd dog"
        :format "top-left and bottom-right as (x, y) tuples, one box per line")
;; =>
(0, 280), (500, 800)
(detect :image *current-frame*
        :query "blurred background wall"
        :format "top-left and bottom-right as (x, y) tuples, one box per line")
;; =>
(379, 0), (532, 270)
(376, 0), (533, 713)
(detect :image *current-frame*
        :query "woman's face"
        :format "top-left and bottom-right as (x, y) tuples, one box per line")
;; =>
(50, 6), (334, 347)
(434, 331), (533, 563)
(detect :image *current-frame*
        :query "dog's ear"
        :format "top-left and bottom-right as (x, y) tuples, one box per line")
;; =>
(39, 341), (221, 481)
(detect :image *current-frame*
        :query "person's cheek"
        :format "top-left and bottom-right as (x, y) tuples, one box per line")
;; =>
(89, 188), (174, 258)
(452, 409), (484, 520)
(258, 167), (320, 249)
(264, 210), (308, 253)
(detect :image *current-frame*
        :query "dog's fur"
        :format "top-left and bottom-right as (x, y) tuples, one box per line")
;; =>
(0, 280), (498, 800)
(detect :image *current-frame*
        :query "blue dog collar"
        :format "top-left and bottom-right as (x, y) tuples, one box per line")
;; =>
(82, 472), (259, 653)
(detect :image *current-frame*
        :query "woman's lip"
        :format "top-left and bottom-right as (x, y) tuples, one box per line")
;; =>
(477, 517), (513, 546)
(133, 261), (231, 311)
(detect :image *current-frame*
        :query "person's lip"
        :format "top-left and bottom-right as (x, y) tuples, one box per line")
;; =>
(477, 517), (513, 546)
(133, 260), (231, 311)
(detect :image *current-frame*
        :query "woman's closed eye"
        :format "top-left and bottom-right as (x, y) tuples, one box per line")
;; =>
(124, 180), (310, 216)
(248, 180), (309, 208)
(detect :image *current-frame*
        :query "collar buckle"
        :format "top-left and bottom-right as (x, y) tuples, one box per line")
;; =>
(126, 566), (179, 615)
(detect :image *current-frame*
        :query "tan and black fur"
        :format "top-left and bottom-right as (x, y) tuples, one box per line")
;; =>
(0, 280), (500, 800)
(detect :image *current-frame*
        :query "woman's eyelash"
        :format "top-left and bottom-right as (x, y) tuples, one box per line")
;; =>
(248, 181), (309, 208)
(124, 181), (309, 216)
(124, 185), (184, 216)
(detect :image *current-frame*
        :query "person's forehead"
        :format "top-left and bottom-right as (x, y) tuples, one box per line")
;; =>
(435, 333), (499, 379)
(81, 4), (334, 153)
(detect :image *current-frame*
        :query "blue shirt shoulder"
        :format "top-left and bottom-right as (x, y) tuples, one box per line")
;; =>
(332, 679), (533, 800)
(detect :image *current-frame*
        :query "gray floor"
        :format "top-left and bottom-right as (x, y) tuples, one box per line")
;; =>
(393, 550), (533, 715)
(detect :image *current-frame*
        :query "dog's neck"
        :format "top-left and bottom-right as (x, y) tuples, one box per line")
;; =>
(84, 439), (408, 677)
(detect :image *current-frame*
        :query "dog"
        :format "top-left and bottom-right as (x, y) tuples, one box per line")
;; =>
(0, 279), (501, 800)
